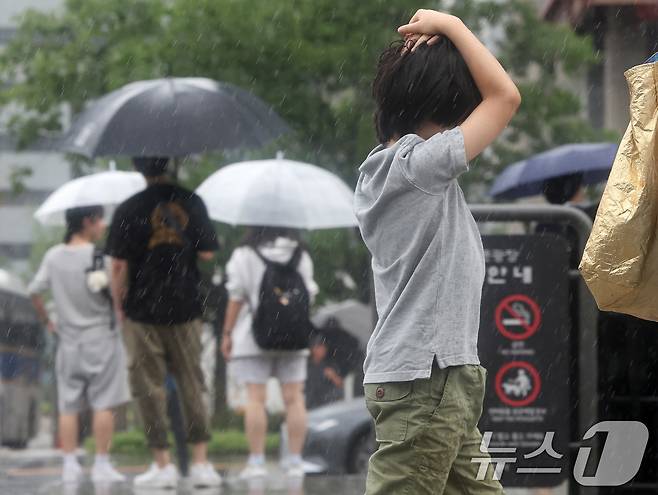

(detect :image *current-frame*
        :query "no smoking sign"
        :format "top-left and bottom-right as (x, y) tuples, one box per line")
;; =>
(494, 294), (541, 341)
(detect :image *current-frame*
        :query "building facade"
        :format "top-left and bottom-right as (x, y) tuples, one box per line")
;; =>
(542, 0), (658, 133)
(0, 0), (70, 276)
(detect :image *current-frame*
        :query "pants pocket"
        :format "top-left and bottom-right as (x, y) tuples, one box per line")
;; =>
(365, 381), (413, 442)
(429, 364), (450, 402)
(459, 365), (487, 429)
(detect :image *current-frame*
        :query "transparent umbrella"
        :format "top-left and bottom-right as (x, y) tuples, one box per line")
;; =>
(34, 170), (146, 226)
(196, 155), (357, 229)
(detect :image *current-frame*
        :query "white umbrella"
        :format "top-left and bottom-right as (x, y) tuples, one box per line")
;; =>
(34, 170), (146, 226)
(196, 157), (357, 229)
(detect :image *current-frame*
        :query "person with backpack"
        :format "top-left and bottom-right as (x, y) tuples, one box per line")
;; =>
(106, 157), (221, 489)
(28, 205), (130, 484)
(221, 226), (318, 480)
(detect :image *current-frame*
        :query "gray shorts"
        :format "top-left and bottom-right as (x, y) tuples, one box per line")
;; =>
(56, 333), (131, 414)
(229, 354), (308, 385)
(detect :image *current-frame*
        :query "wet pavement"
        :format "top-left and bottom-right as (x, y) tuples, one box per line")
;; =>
(1, 463), (366, 495)
(0, 421), (366, 495)
(1, 472), (367, 495)
(0, 456), (570, 495)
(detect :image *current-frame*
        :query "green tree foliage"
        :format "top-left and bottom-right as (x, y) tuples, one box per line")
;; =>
(1, 0), (608, 182)
(1, 0), (610, 301)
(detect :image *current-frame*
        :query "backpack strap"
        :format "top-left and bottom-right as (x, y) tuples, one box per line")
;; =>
(92, 248), (105, 271)
(91, 248), (116, 330)
(286, 246), (303, 270)
(251, 246), (273, 267)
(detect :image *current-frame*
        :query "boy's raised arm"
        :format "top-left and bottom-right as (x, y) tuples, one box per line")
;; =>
(398, 10), (521, 161)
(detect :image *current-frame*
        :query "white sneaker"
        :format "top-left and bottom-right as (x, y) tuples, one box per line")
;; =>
(62, 460), (83, 483)
(133, 463), (179, 489)
(91, 462), (126, 483)
(189, 462), (222, 488)
(286, 462), (305, 479)
(239, 463), (268, 480)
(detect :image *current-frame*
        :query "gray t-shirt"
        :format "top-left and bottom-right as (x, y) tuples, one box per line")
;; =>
(28, 243), (114, 343)
(354, 127), (485, 384)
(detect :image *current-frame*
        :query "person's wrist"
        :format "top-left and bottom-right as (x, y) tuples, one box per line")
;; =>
(437, 14), (463, 36)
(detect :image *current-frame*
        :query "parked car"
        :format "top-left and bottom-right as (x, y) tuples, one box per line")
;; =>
(281, 398), (375, 475)
(0, 270), (43, 448)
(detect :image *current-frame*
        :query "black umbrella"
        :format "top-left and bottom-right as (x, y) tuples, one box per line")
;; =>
(61, 77), (290, 158)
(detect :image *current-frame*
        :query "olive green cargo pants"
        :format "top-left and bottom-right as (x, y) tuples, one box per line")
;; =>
(123, 319), (210, 449)
(364, 364), (504, 494)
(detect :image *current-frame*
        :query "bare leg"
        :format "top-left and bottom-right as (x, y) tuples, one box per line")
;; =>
(245, 384), (268, 456)
(59, 414), (78, 454)
(153, 449), (172, 468)
(192, 442), (208, 465)
(92, 410), (115, 455)
(281, 382), (307, 455)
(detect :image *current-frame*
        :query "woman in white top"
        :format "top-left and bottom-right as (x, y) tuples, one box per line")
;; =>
(221, 226), (318, 479)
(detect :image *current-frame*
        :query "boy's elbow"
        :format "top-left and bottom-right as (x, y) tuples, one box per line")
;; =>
(505, 86), (522, 111)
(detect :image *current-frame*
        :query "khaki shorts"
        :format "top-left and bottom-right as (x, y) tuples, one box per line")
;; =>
(364, 363), (504, 495)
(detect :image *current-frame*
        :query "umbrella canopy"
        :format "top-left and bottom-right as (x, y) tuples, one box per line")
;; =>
(489, 143), (617, 200)
(196, 157), (358, 230)
(61, 78), (289, 158)
(311, 299), (373, 349)
(34, 171), (146, 226)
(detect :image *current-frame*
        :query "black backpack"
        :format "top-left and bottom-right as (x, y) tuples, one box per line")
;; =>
(252, 246), (312, 350)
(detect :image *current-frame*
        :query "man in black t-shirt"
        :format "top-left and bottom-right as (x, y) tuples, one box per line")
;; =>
(106, 157), (221, 489)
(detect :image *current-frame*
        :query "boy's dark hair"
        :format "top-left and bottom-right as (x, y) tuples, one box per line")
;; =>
(543, 173), (583, 204)
(64, 205), (104, 243)
(372, 39), (482, 143)
(132, 157), (169, 177)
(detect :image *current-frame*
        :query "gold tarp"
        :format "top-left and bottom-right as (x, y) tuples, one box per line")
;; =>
(580, 61), (658, 321)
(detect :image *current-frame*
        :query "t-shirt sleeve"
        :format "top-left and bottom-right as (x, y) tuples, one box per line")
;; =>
(189, 196), (219, 252)
(225, 249), (248, 302)
(28, 252), (51, 295)
(104, 205), (132, 260)
(396, 127), (468, 194)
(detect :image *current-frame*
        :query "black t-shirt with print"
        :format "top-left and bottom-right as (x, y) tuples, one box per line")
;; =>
(106, 183), (219, 325)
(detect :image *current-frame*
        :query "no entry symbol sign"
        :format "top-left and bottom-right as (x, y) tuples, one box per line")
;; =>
(495, 294), (541, 341)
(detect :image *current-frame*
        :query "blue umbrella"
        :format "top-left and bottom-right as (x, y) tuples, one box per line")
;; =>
(489, 142), (618, 200)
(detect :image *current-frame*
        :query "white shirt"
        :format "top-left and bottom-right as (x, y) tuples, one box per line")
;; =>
(225, 237), (319, 358)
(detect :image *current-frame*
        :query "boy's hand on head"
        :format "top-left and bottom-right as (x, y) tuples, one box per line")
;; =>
(398, 9), (459, 38)
(402, 33), (441, 54)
